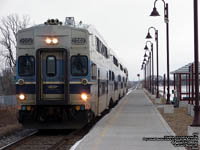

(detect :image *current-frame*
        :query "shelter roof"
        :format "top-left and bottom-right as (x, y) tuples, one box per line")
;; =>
(170, 62), (193, 74)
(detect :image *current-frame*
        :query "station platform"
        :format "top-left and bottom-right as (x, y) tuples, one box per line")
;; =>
(73, 88), (186, 150)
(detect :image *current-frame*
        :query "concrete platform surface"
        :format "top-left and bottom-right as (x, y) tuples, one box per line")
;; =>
(74, 89), (185, 150)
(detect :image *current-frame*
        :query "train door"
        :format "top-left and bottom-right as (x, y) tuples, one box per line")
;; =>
(36, 49), (69, 105)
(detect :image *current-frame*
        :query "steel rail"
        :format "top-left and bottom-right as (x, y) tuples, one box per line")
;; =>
(0, 130), (38, 150)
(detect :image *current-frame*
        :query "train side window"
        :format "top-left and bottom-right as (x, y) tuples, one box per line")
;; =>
(91, 63), (97, 79)
(101, 45), (105, 54)
(109, 70), (112, 80)
(113, 56), (119, 67)
(114, 82), (118, 90)
(102, 82), (106, 95)
(112, 72), (115, 81)
(46, 56), (56, 76)
(104, 47), (108, 58)
(18, 56), (35, 76)
(118, 75), (121, 82)
(71, 55), (88, 76)
(120, 64), (123, 71)
(96, 37), (101, 53)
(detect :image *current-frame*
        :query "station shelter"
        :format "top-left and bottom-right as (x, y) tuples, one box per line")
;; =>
(170, 62), (198, 106)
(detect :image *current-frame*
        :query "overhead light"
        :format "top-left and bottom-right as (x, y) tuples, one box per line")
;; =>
(144, 45), (148, 50)
(146, 32), (152, 39)
(150, 7), (160, 16)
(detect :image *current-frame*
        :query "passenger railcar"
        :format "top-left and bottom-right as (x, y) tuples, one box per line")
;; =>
(16, 17), (128, 129)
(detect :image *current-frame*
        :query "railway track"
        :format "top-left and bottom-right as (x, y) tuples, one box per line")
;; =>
(0, 130), (38, 150)
(0, 96), (121, 150)
(0, 129), (77, 150)
(0, 117), (103, 150)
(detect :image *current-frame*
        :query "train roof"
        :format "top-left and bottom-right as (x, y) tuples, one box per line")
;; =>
(18, 20), (108, 46)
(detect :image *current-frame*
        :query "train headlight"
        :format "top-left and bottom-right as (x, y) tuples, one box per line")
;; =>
(18, 94), (26, 101)
(81, 93), (88, 102)
(45, 37), (52, 44)
(52, 38), (59, 44)
(45, 37), (59, 45)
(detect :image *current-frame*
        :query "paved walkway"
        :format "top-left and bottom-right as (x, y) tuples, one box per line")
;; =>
(74, 89), (185, 150)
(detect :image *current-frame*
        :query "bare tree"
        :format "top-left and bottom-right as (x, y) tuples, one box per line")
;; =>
(0, 14), (30, 70)
(0, 69), (15, 95)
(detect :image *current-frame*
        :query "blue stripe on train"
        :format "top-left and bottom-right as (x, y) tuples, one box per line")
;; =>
(16, 84), (91, 94)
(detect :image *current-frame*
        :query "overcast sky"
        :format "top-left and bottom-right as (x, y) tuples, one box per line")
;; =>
(0, 0), (196, 80)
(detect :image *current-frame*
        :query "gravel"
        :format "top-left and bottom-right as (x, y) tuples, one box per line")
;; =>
(0, 129), (36, 148)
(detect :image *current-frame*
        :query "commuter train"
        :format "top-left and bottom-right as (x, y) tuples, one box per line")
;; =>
(16, 17), (128, 129)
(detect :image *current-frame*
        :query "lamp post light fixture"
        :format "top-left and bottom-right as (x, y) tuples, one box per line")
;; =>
(144, 41), (154, 94)
(144, 52), (148, 58)
(150, 0), (170, 104)
(146, 27), (159, 98)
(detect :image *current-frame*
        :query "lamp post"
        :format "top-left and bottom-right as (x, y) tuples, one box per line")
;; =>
(144, 41), (154, 94)
(144, 62), (147, 89)
(146, 27), (159, 98)
(144, 53), (151, 91)
(141, 63), (144, 87)
(150, 0), (170, 104)
(143, 54), (148, 89)
(141, 62), (144, 88)
(147, 56), (151, 92)
(191, 0), (200, 126)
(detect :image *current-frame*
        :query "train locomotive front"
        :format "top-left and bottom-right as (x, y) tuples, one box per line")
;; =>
(16, 18), (94, 129)
(16, 18), (128, 129)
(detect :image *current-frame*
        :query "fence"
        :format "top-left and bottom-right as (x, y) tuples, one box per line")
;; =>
(0, 95), (17, 106)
